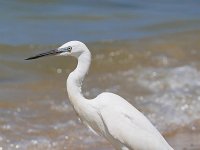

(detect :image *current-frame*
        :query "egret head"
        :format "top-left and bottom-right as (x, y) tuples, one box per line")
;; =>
(25, 41), (88, 60)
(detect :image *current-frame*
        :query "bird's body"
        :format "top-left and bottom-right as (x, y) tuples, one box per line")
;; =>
(26, 41), (174, 150)
(86, 92), (172, 150)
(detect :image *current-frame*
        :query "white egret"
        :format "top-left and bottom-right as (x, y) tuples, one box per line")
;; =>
(26, 41), (174, 150)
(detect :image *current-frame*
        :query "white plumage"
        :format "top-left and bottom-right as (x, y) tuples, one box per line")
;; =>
(26, 41), (174, 150)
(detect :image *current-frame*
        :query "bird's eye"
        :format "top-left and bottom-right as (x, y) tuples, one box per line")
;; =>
(67, 46), (72, 52)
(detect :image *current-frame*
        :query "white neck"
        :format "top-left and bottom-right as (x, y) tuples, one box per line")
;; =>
(66, 49), (91, 113)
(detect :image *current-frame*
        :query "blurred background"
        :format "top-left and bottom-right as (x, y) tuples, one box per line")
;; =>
(1, 0), (200, 150)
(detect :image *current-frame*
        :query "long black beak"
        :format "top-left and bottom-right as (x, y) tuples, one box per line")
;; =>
(25, 49), (62, 60)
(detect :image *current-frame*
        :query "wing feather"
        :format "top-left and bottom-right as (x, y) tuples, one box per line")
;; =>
(96, 93), (172, 150)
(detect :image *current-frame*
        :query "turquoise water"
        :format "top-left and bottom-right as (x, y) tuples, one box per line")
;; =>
(0, 0), (200, 44)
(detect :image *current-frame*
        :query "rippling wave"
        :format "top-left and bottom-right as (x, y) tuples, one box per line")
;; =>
(1, 30), (200, 149)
